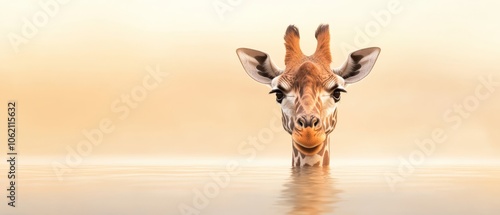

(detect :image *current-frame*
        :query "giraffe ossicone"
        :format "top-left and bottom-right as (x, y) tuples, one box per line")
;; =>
(236, 24), (380, 167)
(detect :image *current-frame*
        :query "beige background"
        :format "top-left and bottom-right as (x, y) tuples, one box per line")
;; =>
(0, 0), (499, 165)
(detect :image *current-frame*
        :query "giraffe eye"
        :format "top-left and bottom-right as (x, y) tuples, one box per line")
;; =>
(331, 89), (346, 102)
(269, 89), (285, 103)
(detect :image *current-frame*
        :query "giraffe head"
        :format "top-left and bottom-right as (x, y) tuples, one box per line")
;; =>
(236, 24), (380, 157)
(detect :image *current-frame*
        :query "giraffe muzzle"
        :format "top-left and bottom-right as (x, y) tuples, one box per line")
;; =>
(292, 127), (326, 155)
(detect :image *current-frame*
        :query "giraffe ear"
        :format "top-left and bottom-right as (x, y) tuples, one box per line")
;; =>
(236, 48), (283, 86)
(334, 47), (380, 84)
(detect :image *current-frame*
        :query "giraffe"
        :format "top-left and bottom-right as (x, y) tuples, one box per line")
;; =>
(236, 24), (380, 167)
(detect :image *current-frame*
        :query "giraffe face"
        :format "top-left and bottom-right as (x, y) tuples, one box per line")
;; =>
(271, 61), (345, 155)
(236, 24), (380, 156)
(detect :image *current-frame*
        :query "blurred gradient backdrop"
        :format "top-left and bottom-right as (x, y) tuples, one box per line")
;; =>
(0, 0), (499, 165)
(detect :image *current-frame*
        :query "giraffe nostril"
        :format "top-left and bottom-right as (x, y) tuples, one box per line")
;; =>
(296, 115), (321, 129)
(296, 118), (305, 128)
(312, 117), (320, 128)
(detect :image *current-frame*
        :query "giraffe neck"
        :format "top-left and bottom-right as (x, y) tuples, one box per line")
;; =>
(292, 136), (330, 167)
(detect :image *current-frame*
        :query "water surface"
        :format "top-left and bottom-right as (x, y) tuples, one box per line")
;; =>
(3, 164), (500, 214)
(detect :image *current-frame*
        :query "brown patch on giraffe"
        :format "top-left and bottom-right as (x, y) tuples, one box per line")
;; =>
(343, 70), (360, 79)
(331, 109), (338, 128)
(292, 154), (300, 167)
(257, 69), (274, 80)
(254, 54), (276, 80)
(316, 139), (327, 155)
(312, 161), (321, 167)
(342, 62), (361, 79)
(315, 101), (322, 112)
(351, 54), (363, 63)
(255, 55), (267, 64)
(289, 62), (332, 101)
(293, 62), (321, 93)
(341, 53), (364, 79)
(300, 150), (306, 159)
(323, 150), (330, 166)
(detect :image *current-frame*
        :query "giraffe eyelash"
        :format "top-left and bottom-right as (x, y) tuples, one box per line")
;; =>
(331, 88), (346, 102)
(269, 89), (282, 94)
(269, 89), (285, 103)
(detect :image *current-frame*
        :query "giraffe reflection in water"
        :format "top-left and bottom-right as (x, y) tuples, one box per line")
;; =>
(279, 167), (341, 215)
